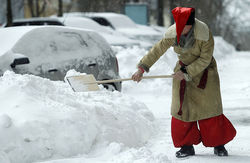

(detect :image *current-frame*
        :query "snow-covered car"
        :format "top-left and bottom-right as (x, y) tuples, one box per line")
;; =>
(2, 17), (65, 27)
(149, 25), (166, 35)
(0, 26), (121, 91)
(59, 16), (141, 47)
(64, 12), (163, 45)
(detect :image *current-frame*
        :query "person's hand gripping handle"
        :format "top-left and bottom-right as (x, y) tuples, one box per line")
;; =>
(132, 67), (144, 82)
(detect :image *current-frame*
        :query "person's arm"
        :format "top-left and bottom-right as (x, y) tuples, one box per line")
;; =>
(137, 37), (175, 72)
(132, 37), (174, 82)
(186, 31), (214, 78)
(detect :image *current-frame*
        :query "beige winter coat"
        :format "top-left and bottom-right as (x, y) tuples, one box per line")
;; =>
(137, 19), (223, 122)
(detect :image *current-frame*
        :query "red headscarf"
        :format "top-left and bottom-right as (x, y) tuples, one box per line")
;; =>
(172, 7), (195, 43)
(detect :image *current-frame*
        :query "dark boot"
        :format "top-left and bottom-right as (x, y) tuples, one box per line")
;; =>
(176, 145), (195, 158)
(214, 145), (228, 156)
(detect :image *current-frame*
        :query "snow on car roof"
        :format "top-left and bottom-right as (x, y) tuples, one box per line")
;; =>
(0, 26), (37, 56)
(60, 16), (110, 33)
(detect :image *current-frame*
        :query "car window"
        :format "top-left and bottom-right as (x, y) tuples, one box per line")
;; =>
(12, 22), (31, 26)
(9, 21), (64, 27)
(29, 22), (44, 25)
(44, 21), (64, 26)
(92, 17), (114, 29)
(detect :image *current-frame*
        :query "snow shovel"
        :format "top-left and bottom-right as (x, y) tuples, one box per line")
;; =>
(66, 74), (172, 92)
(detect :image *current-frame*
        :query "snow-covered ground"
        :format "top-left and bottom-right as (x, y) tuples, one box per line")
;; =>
(0, 36), (250, 163)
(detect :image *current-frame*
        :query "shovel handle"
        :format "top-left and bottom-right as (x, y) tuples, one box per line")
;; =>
(95, 75), (173, 84)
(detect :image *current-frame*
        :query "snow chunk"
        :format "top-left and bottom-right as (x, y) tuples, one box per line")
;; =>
(0, 151), (11, 163)
(0, 114), (12, 128)
(64, 69), (89, 92)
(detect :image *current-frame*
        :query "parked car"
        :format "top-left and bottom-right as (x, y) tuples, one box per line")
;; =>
(64, 12), (163, 45)
(0, 26), (121, 91)
(2, 17), (64, 27)
(59, 16), (142, 47)
(150, 25), (166, 34)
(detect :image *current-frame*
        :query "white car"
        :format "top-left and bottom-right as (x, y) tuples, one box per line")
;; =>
(64, 12), (163, 45)
(59, 16), (141, 47)
(0, 26), (121, 91)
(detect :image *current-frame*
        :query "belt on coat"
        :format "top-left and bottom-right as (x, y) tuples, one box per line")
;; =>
(178, 61), (208, 115)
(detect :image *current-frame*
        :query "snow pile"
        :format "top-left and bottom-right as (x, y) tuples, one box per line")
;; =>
(0, 71), (155, 163)
(213, 36), (235, 60)
(219, 51), (250, 109)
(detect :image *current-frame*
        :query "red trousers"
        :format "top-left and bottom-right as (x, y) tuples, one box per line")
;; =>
(171, 114), (236, 147)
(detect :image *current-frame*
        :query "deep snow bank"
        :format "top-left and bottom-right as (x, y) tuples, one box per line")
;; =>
(213, 36), (235, 60)
(0, 71), (155, 163)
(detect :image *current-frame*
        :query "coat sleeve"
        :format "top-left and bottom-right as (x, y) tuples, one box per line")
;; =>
(186, 31), (214, 77)
(137, 37), (175, 72)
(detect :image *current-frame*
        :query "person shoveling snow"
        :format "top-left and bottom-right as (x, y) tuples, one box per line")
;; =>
(132, 7), (236, 158)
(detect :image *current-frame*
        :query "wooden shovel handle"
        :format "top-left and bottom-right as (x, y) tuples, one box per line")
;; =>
(96, 75), (173, 84)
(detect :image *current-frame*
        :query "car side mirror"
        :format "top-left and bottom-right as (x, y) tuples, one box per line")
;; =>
(10, 57), (30, 68)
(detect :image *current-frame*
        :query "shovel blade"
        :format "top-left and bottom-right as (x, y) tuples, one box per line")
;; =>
(66, 74), (99, 92)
